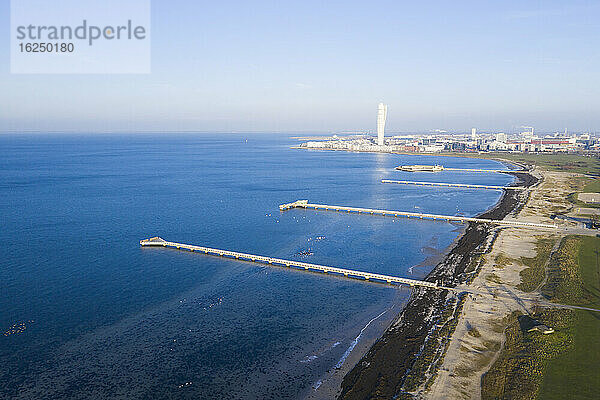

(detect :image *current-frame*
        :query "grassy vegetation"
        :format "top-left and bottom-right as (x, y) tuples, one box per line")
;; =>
(428, 152), (600, 176)
(481, 236), (600, 400)
(517, 238), (556, 293)
(494, 253), (513, 269)
(581, 178), (600, 193)
(481, 309), (575, 400)
(489, 153), (600, 176)
(467, 326), (481, 338)
(537, 236), (600, 400)
(486, 273), (503, 284)
(566, 176), (600, 209)
(488, 154), (600, 212)
(541, 237), (587, 303)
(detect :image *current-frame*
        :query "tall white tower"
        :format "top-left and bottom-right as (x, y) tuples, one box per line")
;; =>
(377, 103), (388, 146)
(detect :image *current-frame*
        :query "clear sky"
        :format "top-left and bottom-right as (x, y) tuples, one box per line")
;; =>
(1, 0), (599, 133)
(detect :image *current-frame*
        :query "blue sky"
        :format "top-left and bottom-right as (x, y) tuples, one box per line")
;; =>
(1, 0), (599, 133)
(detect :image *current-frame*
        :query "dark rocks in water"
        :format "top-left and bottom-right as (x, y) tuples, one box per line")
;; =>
(294, 249), (314, 258)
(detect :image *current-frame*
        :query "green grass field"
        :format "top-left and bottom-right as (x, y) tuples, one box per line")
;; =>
(431, 152), (600, 176)
(481, 236), (600, 400)
(582, 178), (600, 193)
(467, 153), (600, 398)
(536, 236), (600, 399)
(491, 153), (600, 176)
(565, 178), (600, 209)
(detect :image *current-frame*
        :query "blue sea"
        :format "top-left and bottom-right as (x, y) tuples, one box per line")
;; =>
(0, 134), (513, 399)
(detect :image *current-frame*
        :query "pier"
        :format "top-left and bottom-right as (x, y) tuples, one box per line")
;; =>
(139, 237), (441, 289)
(395, 165), (517, 174)
(443, 167), (514, 173)
(279, 200), (557, 229)
(382, 179), (524, 191)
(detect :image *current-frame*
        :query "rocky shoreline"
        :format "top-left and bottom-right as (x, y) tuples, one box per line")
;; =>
(338, 170), (538, 400)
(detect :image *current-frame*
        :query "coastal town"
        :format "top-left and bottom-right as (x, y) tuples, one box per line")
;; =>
(295, 128), (599, 155)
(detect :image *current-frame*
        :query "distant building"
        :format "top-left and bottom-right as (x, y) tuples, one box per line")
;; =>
(521, 127), (534, 141)
(495, 132), (507, 143)
(471, 128), (477, 140)
(451, 142), (466, 151)
(377, 103), (388, 146)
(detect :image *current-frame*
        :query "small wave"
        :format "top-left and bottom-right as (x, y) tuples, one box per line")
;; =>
(300, 355), (319, 363)
(335, 310), (388, 369)
(300, 341), (342, 364)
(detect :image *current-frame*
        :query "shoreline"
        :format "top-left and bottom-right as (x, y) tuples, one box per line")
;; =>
(304, 292), (410, 400)
(336, 164), (537, 399)
(424, 165), (588, 399)
(307, 227), (468, 400)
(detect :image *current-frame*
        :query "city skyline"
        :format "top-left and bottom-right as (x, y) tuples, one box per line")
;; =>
(2, 1), (600, 133)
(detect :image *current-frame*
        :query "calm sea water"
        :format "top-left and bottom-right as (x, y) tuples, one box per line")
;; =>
(0, 134), (512, 399)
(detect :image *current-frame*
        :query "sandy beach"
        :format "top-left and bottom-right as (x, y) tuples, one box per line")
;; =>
(337, 166), (540, 400)
(424, 167), (587, 399)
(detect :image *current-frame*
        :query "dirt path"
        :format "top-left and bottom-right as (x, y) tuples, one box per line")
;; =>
(425, 168), (584, 400)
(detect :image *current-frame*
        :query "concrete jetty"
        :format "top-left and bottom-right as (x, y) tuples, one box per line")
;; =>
(140, 237), (441, 289)
(443, 167), (513, 173)
(395, 165), (517, 174)
(279, 200), (557, 229)
(382, 179), (524, 191)
(139, 238), (600, 312)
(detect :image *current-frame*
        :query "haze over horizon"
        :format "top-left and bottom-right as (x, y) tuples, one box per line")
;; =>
(2, 0), (599, 133)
